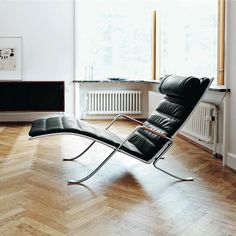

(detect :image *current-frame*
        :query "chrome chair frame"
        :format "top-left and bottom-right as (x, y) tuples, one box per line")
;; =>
(63, 114), (193, 184)
(30, 114), (193, 184)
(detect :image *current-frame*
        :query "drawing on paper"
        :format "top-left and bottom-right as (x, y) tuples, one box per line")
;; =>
(0, 48), (17, 71)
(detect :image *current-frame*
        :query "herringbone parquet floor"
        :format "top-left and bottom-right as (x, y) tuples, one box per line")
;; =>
(0, 120), (236, 236)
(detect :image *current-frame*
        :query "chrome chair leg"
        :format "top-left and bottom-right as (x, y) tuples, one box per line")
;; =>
(67, 148), (117, 184)
(153, 158), (194, 181)
(63, 141), (96, 161)
(67, 126), (147, 184)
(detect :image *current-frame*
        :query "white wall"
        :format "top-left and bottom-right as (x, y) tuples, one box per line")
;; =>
(226, 0), (236, 170)
(0, 0), (75, 118)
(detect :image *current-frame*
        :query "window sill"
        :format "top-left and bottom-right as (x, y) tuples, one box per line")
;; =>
(208, 84), (230, 92)
(73, 79), (230, 92)
(73, 79), (160, 84)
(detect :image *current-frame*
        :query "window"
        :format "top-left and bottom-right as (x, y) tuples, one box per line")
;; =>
(159, 0), (218, 80)
(76, 0), (156, 81)
(75, 0), (223, 84)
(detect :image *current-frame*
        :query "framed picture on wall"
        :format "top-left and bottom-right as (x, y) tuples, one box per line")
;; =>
(0, 37), (22, 81)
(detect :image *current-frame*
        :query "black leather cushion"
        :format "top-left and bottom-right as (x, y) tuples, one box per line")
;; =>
(29, 75), (211, 162)
(29, 117), (144, 158)
(125, 76), (210, 160)
(159, 75), (201, 100)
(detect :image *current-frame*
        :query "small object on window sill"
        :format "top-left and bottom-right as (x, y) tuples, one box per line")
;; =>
(107, 78), (128, 81)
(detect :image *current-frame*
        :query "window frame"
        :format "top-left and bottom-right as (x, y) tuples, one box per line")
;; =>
(217, 0), (225, 85)
(152, 0), (226, 85)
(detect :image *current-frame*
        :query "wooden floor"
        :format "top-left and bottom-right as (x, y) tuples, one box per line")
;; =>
(0, 120), (236, 236)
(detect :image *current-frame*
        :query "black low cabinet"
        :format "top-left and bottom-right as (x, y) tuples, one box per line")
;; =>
(0, 81), (64, 112)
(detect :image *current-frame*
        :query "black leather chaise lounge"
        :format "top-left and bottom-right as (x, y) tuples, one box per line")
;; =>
(29, 75), (211, 184)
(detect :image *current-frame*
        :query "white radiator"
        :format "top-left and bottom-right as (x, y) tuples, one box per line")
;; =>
(181, 102), (218, 146)
(87, 90), (142, 115)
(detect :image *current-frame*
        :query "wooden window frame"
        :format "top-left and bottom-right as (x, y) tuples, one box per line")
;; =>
(152, 1), (226, 85)
(218, 0), (225, 85)
(152, 10), (159, 81)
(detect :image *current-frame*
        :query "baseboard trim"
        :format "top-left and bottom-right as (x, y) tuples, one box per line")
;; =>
(178, 133), (213, 154)
(178, 132), (224, 155)
(227, 152), (236, 171)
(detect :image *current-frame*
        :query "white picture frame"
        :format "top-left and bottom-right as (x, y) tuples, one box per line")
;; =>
(0, 37), (22, 81)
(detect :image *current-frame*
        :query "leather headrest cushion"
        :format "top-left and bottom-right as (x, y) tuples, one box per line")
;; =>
(158, 75), (201, 99)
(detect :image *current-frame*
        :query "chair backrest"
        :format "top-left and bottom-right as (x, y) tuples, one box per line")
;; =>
(127, 75), (211, 162)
